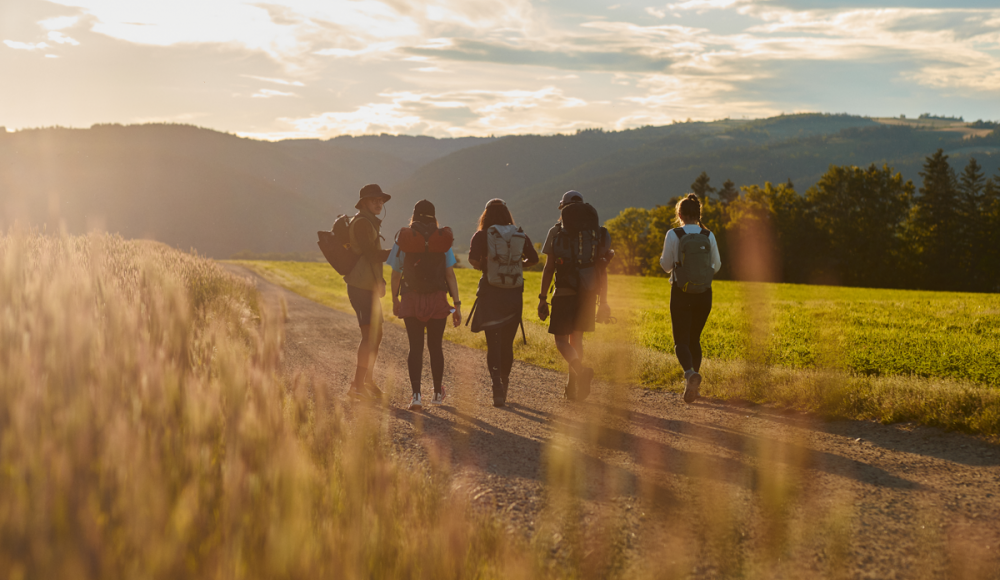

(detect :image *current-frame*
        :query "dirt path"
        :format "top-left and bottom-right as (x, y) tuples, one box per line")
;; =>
(226, 264), (1000, 579)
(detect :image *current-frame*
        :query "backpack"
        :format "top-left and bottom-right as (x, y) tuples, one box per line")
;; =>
(317, 214), (360, 275)
(672, 227), (714, 293)
(396, 223), (453, 294)
(552, 203), (611, 294)
(485, 225), (527, 288)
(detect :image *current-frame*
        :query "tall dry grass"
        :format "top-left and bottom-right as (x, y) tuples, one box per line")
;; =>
(0, 232), (535, 579)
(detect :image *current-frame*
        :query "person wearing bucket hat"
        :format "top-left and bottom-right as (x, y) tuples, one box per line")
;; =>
(385, 200), (462, 410)
(345, 184), (392, 401)
(467, 198), (539, 407)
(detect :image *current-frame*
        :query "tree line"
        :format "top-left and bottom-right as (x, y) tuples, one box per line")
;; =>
(604, 149), (1000, 292)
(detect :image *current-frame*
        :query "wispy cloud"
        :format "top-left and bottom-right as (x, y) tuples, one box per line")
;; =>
(47, 31), (80, 45)
(242, 75), (305, 87)
(265, 87), (593, 138)
(251, 88), (297, 98)
(4, 40), (50, 51)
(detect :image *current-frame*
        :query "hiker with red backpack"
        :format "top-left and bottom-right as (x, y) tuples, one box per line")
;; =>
(659, 193), (721, 403)
(538, 191), (614, 401)
(317, 184), (392, 401)
(467, 199), (539, 407)
(387, 200), (462, 410)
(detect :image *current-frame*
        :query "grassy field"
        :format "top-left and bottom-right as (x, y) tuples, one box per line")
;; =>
(234, 260), (1000, 437)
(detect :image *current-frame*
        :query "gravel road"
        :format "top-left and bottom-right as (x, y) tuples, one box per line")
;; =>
(226, 264), (1000, 579)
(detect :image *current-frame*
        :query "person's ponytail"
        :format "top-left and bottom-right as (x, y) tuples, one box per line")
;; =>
(675, 193), (703, 227)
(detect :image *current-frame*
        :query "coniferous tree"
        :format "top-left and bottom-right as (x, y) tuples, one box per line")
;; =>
(959, 157), (987, 289)
(906, 149), (960, 290)
(691, 172), (716, 199)
(718, 179), (739, 204)
(981, 175), (1000, 291)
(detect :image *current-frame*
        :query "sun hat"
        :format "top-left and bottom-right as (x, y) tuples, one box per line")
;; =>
(356, 183), (391, 209)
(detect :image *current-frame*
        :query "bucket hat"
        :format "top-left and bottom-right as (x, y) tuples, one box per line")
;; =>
(356, 183), (391, 210)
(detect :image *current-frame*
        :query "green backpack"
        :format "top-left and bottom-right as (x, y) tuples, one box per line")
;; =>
(673, 227), (714, 293)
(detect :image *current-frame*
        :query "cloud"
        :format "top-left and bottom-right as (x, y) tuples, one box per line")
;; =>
(40, 16), (81, 30)
(251, 88), (297, 98)
(242, 75), (305, 86)
(407, 38), (673, 73)
(4, 40), (50, 50)
(269, 87), (594, 138)
(48, 31), (80, 45)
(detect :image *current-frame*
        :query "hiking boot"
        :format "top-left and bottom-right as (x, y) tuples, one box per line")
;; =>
(565, 369), (577, 401)
(577, 367), (594, 402)
(431, 389), (447, 405)
(683, 372), (701, 404)
(490, 371), (505, 407)
(408, 393), (422, 411)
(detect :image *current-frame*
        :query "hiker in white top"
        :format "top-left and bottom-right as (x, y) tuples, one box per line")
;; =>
(659, 193), (721, 403)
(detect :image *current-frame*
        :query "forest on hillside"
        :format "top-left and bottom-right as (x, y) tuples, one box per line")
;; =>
(605, 149), (1000, 292)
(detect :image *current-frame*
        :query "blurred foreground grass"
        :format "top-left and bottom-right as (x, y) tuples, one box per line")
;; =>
(235, 261), (1000, 438)
(0, 233), (537, 578)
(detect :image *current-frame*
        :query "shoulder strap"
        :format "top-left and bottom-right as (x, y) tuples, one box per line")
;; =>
(673, 227), (686, 239)
(700, 228), (710, 236)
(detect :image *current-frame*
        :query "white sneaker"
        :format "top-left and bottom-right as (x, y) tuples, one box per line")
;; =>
(431, 388), (447, 405)
(408, 393), (422, 410)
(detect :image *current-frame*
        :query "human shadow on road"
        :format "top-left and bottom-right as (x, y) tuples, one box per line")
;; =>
(694, 398), (1000, 468)
(620, 406), (919, 490)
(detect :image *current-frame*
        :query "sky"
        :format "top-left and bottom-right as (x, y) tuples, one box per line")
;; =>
(1, 0), (999, 139)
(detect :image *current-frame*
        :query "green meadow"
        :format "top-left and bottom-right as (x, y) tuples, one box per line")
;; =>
(235, 260), (1000, 436)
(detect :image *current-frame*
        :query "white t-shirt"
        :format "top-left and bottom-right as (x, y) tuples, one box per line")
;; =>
(659, 224), (722, 283)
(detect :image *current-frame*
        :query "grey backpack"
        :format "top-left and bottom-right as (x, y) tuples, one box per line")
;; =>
(673, 227), (714, 293)
(485, 225), (527, 288)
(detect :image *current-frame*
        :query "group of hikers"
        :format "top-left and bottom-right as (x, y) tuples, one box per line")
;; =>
(318, 184), (721, 411)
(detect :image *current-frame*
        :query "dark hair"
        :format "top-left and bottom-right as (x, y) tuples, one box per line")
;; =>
(477, 200), (515, 231)
(675, 193), (703, 228)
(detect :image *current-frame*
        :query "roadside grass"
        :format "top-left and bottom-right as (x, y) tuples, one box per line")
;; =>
(0, 233), (541, 579)
(233, 261), (1000, 438)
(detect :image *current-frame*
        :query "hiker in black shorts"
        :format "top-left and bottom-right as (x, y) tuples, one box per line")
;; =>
(538, 191), (613, 401)
(659, 193), (721, 403)
(345, 184), (392, 400)
(467, 199), (539, 407)
(387, 200), (462, 410)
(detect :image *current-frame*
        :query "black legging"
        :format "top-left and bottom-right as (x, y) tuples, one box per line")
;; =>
(485, 320), (519, 381)
(670, 285), (712, 372)
(404, 317), (447, 394)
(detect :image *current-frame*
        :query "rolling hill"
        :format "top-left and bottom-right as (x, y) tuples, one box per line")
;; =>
(2, 115), (997, 257)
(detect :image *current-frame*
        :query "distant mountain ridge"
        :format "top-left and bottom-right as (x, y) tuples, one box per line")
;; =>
(2, 116), (997, 257)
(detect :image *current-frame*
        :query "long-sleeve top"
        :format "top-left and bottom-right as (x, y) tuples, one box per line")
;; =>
(659, 224), (722, 283)
(344, 208), (387, 290)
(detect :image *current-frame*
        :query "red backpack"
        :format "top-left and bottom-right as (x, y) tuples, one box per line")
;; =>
(396, 224), (454, 294)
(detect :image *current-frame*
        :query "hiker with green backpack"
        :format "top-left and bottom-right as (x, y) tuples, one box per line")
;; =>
(659, 193), (721, 403)
(537, 191), (614, 401)
(467, 199), (539, 407)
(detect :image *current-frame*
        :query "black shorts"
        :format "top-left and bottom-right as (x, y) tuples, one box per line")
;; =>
(348, 284), (383, 328)
(548, 293), (596, 335)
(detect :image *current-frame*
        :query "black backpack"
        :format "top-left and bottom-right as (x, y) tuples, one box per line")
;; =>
(552, 202), (611, 294)
(317, 214), (360, 276)
(398, 222), (451, 294)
